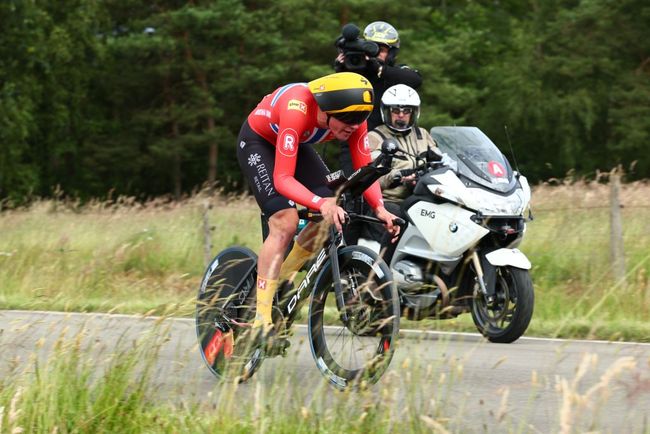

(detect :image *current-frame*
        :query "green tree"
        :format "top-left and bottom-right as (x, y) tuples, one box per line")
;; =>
(1, 0), (104, 201)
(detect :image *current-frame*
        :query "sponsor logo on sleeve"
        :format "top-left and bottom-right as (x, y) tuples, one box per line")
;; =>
(278, 129), (298, 157)
(287, 99), (307, 114)
(254, 108), (271, 118)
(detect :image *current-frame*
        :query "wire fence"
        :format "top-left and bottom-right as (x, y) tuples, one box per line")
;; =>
(534, 205), (650, 211)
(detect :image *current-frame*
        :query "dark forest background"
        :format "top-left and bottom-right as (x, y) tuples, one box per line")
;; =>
(1, 0), (648, 202)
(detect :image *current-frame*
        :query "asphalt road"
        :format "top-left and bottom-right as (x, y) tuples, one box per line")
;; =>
(1, 310), (649, 432)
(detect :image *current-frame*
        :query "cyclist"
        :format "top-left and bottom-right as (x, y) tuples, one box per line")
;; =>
(237, 72), (400, 349)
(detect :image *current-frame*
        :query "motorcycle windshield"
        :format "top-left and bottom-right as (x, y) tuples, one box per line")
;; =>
(430, 126), (516, 193)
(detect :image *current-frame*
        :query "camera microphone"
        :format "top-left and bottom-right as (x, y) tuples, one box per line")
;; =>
(341, 23), (360, 41)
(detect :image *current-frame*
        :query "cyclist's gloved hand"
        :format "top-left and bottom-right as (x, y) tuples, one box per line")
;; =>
(320, 197), (347, 233)
(374, 205), (400, 242)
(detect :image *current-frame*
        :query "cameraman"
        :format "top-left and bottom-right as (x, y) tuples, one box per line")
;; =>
(334, 21), (422, 245)
(334, 21), (422, 132)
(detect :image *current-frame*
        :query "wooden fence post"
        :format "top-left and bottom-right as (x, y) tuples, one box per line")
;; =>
(609, 166), (626, 285)
(202, 200), (214, 266)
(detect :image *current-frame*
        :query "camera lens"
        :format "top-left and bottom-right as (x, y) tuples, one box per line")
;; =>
(345, 52), (366, 70)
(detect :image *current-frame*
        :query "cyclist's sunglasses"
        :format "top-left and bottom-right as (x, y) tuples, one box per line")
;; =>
(330, 110), (371, 126)
(390, 107), (414, 115)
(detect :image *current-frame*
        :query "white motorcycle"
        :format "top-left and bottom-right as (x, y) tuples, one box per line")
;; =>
(370, 126), (534, 343)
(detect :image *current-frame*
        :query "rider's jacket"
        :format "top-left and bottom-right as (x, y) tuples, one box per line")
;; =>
(367, 125), (438, 201)
(247, 83), (383, 211)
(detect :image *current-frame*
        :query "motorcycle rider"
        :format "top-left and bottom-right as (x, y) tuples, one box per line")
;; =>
(237, 72), (400, 349)
(367, 84), (440, 262)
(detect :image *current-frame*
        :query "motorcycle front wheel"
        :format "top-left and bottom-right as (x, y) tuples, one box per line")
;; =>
(308, 246), (399, 390)
(471, 266), (534, 343)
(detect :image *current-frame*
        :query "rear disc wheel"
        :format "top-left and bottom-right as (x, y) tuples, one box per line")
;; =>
(196, 247), (264, 382)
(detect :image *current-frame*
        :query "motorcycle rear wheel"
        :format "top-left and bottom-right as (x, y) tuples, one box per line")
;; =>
(471, 266), (534, 343)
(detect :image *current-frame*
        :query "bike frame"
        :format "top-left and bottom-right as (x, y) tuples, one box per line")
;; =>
(273, 220), (360, 334)
(246, 155), (397, 335)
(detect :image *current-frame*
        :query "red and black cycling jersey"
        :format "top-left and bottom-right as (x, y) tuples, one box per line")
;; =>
(247, 83), (383, 211)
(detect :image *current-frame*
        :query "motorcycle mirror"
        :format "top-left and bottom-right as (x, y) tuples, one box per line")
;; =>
(381, 138), (400, 155)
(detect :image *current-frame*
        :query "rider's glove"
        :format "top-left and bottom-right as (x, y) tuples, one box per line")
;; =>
(389, 172), (403, 189)
(389, 169), (416, 188)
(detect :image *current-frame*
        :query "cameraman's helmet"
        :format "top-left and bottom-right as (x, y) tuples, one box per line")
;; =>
(363, 21), (400, 65)
(308, 72), (374, 125)
(380, 84), (420, 133)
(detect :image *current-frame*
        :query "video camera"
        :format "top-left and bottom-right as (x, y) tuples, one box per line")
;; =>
(335, 23), (379, 71)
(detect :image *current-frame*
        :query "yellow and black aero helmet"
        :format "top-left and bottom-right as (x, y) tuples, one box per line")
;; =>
(308, 72), (374, 125)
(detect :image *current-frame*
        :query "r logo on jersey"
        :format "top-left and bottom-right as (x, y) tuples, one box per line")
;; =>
(287, 99), (307, 115)
(278, 129), (298, 157)
(284, 135), (295, 151)
(356, 135), (370, 156)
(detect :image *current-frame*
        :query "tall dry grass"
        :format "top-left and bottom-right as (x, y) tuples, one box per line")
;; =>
(1, 180), (650, 340)
(0, 192), (259, 315)
(1, 323), (647, 433)
(523, 178), (650, 340)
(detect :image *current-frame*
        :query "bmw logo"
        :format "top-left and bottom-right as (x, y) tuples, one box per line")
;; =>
(449, 223), (458, 233)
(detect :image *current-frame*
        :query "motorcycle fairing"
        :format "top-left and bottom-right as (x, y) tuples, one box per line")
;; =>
(485, 248), (531, 270)
(406, 201), (489, 259)
(418, 169), (529, 216)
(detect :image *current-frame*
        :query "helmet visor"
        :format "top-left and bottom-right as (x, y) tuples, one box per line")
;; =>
(330, 110), (371, 126)
(390, 107), (414, 115)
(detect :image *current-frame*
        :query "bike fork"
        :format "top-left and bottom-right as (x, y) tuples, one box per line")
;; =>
(329, 227), (349, 323)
